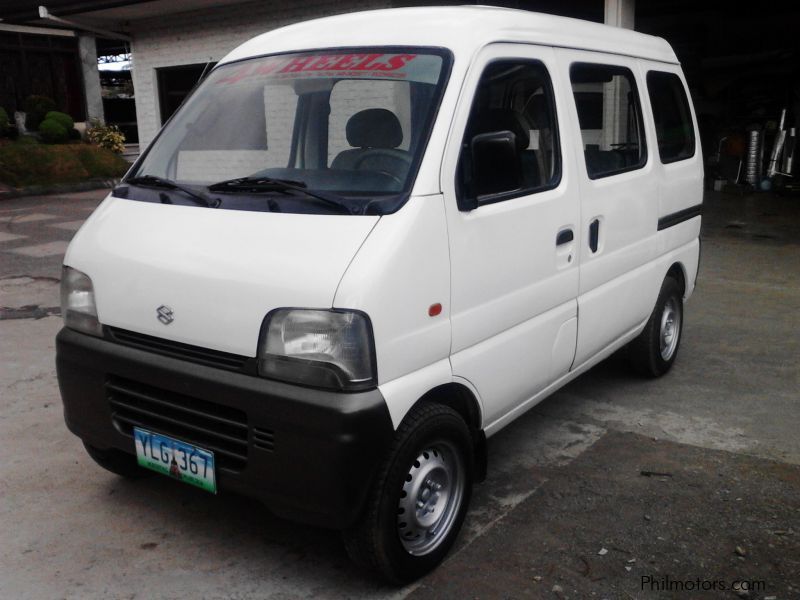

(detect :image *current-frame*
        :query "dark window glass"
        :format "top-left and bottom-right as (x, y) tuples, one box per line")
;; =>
(570, 63), (646, 179)
(157, 64), (214, 124)
(646, 71), (695, 163)
(20, 34), (50, 48)
(458, 60), (561, 203)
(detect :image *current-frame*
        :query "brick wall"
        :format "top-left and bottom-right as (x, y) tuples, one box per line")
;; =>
(130, 0), (391, 149)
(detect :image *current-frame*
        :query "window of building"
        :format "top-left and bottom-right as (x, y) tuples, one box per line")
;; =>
(570, 63), (646, 179)
(457, 59), (561, 203)
(157, 63), (215, 124)
(0, 31), (85, 120)
(646, 71), (695, 163)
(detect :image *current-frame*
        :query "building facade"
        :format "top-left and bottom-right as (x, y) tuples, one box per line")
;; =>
(129, 0), (394, 148)
(0, 22), (103, 128)
(1, 0), (635, 147)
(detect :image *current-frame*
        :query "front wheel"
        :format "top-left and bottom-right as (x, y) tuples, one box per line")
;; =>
(343, 403), (474, 583)
(629, 276), (684, 377)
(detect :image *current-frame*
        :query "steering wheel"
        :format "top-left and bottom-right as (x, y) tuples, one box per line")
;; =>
(353, 150), (413, 186)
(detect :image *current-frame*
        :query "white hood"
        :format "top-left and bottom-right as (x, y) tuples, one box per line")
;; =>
(65, 196), (379, 356)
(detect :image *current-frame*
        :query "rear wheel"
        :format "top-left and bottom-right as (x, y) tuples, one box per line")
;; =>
(629, 276), (684, 377)
(83, 442), (147, 479)
(344, 403), (473, 583)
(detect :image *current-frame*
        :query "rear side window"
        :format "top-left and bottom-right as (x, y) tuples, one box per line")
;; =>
(646, 71), (695, 163)
(569, 63), (646, 179)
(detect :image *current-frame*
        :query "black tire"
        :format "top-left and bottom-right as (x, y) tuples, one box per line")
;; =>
(629, 276), (684, 377)
(343, 403), (474, 583)
(83, 442), (148, 479)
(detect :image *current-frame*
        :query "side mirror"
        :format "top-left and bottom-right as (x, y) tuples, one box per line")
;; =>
(458, 130), (521, 211)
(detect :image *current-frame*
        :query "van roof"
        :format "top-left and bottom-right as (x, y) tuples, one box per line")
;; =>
(220, 6), (679, 66)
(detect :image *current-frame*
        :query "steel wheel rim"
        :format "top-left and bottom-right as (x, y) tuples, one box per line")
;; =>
(396, 440), (465, 556)
(659, 296), (681, 361)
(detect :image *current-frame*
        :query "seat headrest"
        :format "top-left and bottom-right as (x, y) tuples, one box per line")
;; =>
(469, 109), (530, 152)
(346, 108), (403, 149)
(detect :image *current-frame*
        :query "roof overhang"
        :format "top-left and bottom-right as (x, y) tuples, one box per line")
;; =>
(1, 1), (139, 22)
(0, 0), (248, 26)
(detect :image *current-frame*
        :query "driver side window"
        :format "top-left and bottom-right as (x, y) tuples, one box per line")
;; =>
(457, 59), (561, 206)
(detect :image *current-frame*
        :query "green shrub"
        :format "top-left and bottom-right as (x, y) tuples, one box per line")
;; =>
(38, 118), (69, 144)
(23, 95), (56, 131)
(0, 139), (129, 187)
(75, 145), (130, 178)
(44, 111), (74, 132)
(0, 107), (8, 136)
(87, 119), (126, 153)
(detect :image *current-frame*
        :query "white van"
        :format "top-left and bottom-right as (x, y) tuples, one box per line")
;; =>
(56, 7), (702, 582)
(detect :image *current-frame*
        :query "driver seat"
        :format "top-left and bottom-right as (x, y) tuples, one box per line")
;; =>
(331, 109), (411, 181)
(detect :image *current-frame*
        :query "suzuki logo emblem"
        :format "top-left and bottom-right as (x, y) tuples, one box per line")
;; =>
(156, 305), (174, 325)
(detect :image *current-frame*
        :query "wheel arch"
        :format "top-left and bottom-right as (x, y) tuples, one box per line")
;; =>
(666, 261), (687, 298)
(409, 383), (487, 482)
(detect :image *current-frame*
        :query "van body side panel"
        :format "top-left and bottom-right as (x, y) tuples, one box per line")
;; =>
(482, 235), (699, 437)
(377, 358), (455, 429)
(333, 194), (452, 392)
(556, 48), (661, 367)
(64, 197), (379, 357)
(440, 44), (580, 428)
(659, 223), (701, 297)
(637, 61), (704, 278)
(638, 62), (704, 218)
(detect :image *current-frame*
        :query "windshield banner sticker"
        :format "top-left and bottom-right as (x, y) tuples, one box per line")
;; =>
(216, 53), (441, 85)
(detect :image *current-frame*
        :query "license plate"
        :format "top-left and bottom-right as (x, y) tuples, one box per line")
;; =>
(133, 427), (216, 493)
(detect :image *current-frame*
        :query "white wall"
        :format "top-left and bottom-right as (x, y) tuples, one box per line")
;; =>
(78, 34), (105, 124)
(129, 0), (391, 149)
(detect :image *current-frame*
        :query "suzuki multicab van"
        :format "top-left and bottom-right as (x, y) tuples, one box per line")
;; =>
(56, 7), (702, 582)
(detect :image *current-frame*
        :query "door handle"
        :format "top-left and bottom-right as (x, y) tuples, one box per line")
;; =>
(589, 219), (600, 253)
(556, 229), (574, 246)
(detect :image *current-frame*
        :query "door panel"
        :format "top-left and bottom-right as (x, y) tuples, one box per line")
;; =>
(556, 50), (659, 367)
(441, 44), (580, 428)
(639, 64), (704, 256)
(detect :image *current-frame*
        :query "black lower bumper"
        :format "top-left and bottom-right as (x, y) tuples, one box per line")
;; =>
(55, 327), (393, 529)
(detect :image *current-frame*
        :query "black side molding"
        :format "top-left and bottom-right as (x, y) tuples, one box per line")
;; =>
(657, 204), (703, 231)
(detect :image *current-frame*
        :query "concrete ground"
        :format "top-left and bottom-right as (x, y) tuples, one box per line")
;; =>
(0, 189), (798, 599)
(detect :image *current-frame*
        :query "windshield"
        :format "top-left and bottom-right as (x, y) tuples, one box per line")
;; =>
(129, 48), (450, 214)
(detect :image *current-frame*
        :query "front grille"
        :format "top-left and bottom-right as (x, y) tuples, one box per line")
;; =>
(252, 427), (275, 452)
(107, 327), (251, 372)
(107, 376), (249, 470)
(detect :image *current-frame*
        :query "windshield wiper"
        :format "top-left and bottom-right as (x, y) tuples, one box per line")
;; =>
(125, 175), (219, 208)
(207, 176), (355, 215)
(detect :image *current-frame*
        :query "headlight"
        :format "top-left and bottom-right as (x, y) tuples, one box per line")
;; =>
(60, 266), (102, 337)
(258, 309), (376, 391)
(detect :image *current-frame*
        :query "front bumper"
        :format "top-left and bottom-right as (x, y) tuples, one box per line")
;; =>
(55, 327), (393, 529)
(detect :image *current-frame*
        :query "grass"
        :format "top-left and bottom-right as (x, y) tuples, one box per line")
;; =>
(0, 138), (130, 188)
